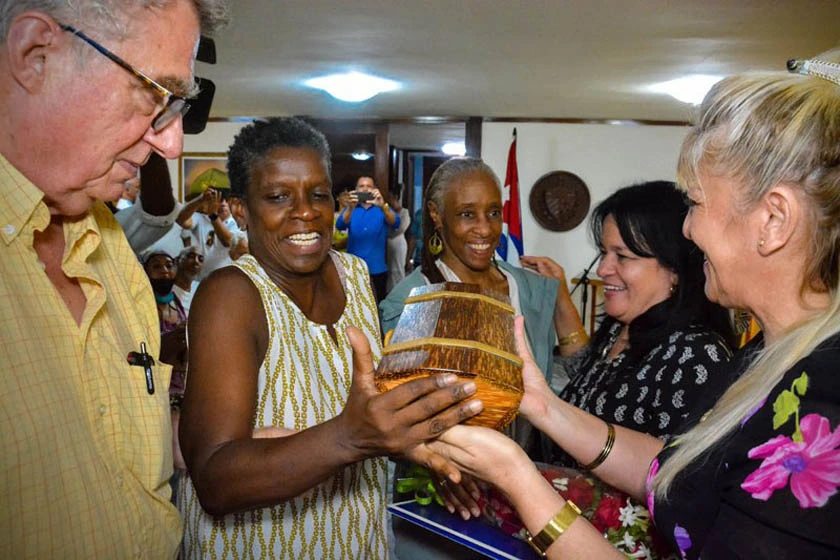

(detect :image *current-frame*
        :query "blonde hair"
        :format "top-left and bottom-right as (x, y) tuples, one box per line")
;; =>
(654, 68), (840, 498)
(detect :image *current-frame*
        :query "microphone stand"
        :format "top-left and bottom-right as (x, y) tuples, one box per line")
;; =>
(570, 252), (601, 331)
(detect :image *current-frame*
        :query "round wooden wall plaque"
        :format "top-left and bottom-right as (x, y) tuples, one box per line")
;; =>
(528, 171), (591, 232)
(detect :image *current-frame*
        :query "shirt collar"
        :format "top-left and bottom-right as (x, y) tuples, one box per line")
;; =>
(0, 153), (49, 244)
(0, 153), (102, 246)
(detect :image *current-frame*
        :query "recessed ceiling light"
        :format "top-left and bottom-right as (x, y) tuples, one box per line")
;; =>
(304, 71), (400, 102)
(351, 152), (373, 161)
(441, 142), (466, 156)
(648, 75), (724, 105)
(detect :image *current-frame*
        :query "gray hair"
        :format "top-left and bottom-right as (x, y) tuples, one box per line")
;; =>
(178, 244), (204, 260)
(425, 157), (501, 218)
(0, 0), (230, 42)
(655, 66), (840, 499)
(420, 157), (501, 280)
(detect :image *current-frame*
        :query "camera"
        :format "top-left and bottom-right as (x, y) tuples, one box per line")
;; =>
(354, 191), (375, 203)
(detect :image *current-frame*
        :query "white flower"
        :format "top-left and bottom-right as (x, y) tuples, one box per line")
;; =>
(628, 542), (652, 559)
(619, 532), (636, 551)
(619, 498), (650, 528)
(551, 477), (569, 492)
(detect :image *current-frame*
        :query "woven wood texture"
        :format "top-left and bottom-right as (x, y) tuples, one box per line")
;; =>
(376, 282), (523, 429)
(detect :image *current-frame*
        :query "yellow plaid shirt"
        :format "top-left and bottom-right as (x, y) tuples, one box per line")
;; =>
(0, 155), (182, 558)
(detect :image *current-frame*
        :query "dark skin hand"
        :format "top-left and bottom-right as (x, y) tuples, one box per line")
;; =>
(434, 472), (482, 520)
(180, 265), (483, 516)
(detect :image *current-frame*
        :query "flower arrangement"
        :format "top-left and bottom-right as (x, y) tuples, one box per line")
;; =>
(477, 463), (676, 560)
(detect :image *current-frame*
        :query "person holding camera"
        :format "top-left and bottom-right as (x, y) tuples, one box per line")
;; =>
(177, 185), (238, 280)
(336, 175), (400, 303)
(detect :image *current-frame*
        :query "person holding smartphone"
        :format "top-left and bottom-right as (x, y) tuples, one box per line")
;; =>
(336, 175), (400, 304)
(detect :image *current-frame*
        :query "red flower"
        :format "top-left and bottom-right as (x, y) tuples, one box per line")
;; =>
(563, 477), (596, 510)
(539, 466), (566, 482)
(593, 494), (624, 532)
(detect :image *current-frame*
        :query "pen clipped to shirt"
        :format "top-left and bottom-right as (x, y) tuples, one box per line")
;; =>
(127, 341), (155, 394)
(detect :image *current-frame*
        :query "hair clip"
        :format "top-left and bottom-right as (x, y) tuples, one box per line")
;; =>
(787, 58), (840, 86)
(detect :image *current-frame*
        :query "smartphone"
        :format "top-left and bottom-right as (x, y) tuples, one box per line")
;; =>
(355, 191), (374, 203)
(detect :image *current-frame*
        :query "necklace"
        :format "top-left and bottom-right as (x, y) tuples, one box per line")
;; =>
(600, 325), (629, 362)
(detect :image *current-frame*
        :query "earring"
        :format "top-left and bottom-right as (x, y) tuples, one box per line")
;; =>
(670, 283), (676, 294)
(758, 239), (766, 248)
(428, 230), (443, 256)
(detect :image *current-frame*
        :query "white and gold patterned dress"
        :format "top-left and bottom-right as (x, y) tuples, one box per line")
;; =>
(180, 251), (388, 559)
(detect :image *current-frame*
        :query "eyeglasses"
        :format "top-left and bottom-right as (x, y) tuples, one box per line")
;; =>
(60, 24), (190, 132)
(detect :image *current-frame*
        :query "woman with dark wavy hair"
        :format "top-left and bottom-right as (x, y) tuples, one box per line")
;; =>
(524, 180), (736, 465)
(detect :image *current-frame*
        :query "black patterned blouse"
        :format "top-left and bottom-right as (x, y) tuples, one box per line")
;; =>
(555, 317), (732, 444)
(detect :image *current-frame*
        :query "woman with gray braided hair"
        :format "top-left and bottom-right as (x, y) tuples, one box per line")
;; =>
(427, 52), (840, 559)
(380, 156), (562, 457)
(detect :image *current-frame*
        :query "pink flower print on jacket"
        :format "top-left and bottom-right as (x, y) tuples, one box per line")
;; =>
(742, 413), (840, 508)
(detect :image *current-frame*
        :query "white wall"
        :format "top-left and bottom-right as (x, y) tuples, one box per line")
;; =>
(481, 122), (690, 282)
(168, 119), (689, 282)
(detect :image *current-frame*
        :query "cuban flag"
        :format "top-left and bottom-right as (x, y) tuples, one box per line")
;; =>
(497, 128), (523, 266)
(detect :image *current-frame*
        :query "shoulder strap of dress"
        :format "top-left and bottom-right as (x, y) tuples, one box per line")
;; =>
(330, 250), (349, 291)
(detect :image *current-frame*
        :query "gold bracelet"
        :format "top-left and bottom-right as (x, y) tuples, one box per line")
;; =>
(580, 421), (616, 471)
(558, 330), (586, 347)
(526, 500), (582, 557)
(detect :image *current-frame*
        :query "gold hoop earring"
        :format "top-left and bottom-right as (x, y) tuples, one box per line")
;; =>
(428, 230), (443, 256)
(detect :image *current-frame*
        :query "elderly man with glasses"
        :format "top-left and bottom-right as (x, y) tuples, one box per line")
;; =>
(0, 1), (229, 558)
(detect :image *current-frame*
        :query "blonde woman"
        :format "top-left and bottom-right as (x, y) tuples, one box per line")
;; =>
(428, 56), (840, 559)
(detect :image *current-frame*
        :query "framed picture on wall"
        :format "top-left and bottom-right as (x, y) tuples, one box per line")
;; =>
(178, 152), (229, 202)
